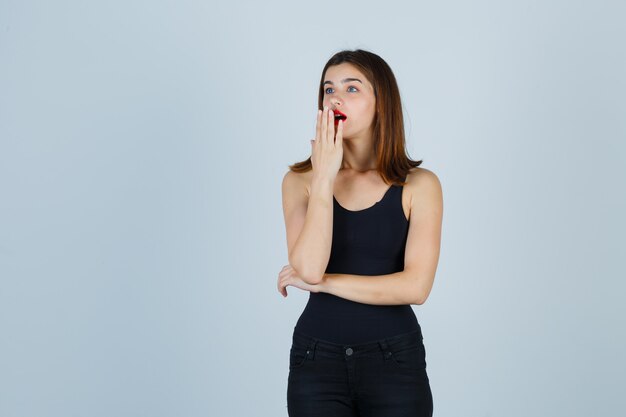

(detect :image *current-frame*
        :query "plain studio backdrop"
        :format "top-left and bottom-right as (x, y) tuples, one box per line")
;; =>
(1, 0), (624, 416)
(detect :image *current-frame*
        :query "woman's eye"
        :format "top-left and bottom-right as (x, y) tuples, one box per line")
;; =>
(325, 86), (358, 94)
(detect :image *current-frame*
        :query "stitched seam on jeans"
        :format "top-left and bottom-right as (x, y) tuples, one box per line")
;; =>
(391, 345), (422, 355)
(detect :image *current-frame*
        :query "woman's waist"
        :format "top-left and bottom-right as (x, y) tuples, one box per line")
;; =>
(294, 305), (420, 345)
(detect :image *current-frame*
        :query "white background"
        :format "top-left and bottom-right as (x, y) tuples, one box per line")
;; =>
(1, 0), (624, 416)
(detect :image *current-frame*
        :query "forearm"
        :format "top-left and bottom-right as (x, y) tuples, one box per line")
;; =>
(289, 175), (334, 285)
(318, 270), (422, 306)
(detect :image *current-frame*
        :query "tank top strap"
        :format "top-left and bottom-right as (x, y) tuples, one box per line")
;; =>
(386, 175), (409, 221)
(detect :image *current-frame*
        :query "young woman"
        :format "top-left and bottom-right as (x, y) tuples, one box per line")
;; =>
(278, 49), (443, 416)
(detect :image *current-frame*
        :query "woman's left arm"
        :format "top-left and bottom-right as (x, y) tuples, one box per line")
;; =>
(319, 169), (443, 306)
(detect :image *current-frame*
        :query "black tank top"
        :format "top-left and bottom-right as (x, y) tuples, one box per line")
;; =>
(293, 177), (420, 344)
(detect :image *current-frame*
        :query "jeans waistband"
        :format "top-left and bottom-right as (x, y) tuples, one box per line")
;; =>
(292, 326), (423, 359)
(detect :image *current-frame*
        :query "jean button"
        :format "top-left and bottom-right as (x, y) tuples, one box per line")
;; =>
(345, 347), (353, 356)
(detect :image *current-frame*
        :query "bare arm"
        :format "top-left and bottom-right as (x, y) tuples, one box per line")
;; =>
(282, 171), (334, 285)
(318, 169), (443, 305)
(282, 108), (344, 285)
(318, 271), (419, 305)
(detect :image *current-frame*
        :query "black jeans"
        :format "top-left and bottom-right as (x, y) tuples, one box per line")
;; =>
(287, 326), (433, 417)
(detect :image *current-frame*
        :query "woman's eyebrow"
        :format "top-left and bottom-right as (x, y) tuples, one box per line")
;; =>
(323, 78), (363, 85)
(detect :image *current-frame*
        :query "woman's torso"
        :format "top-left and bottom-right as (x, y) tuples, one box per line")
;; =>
(293, 169), (419, 345)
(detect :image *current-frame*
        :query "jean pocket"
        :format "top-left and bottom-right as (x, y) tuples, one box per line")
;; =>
(389, 343), (426, 371)
(289, 347), (310, 370)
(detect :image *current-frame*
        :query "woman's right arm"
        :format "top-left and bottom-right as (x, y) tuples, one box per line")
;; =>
(281, 170), (334, 285)
(282, 108), (343, 285)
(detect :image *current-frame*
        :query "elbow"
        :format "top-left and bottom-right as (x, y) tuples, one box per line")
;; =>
(408, 280), (429, 305)
(405, 272), (432, 305)
(304, 273), (324, 285)
(412, 288), (432, 305)
(298, 268), (324, 285)
(288, 256), (324, 285)
(413, 294), (427, 305)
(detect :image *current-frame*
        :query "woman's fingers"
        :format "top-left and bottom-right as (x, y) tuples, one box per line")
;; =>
(278, 276), (287, 297)
(312, 109), (321, 150)
(278, 265), (293, 297)
(316, 106), (339, 145)
(320, 107), (328, 144)
(311, 106), (342, 179)
(315, 109), (321, 142)
(327, 108), (335, 143)
(335, 119), (343, 144)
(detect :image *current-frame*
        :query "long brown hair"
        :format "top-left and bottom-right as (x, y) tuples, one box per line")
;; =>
(288, 49), (422, 186)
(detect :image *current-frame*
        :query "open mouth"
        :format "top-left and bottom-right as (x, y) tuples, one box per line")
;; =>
(332, 109), (347, 123)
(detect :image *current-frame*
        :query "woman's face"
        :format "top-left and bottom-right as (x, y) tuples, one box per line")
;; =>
(322, 63), (376, 139)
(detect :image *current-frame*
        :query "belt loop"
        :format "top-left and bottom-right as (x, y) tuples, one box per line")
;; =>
(378, 339), (392, 360)
(306, 339), (318, 360)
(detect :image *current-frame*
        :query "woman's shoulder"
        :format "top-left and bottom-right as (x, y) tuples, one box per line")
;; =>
(406, 167), (440, 186)
(282, 169), (313, 197)
(405, 167), (443, 206)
